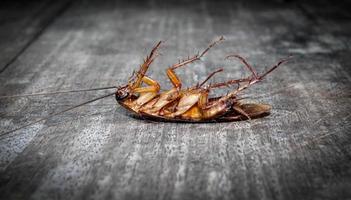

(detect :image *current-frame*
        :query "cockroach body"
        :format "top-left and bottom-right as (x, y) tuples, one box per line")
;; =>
(115, 37), (289, 122)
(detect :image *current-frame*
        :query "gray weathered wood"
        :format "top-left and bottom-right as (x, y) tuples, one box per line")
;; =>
(0, 0), (350, 199)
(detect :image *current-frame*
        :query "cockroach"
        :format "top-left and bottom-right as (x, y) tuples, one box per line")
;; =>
(115, 36), (290, 122)
(0, 36), (290, 137)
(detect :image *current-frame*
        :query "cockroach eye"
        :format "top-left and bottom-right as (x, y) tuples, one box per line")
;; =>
(115, 90), (129, 101)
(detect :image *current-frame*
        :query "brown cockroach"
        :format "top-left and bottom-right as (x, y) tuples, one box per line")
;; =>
(115, 36), (290, 122)
(0, 36), (290, 137)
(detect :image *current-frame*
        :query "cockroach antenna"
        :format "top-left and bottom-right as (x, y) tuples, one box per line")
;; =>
(0, 91), (116, 138)
(0, 86), (117, 99)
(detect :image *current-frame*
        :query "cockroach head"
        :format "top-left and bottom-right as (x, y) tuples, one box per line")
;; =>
(115, 85), (130, 101)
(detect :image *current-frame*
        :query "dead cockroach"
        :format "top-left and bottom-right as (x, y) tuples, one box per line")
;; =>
(115, 37), (290, 122)
(0, 36), (290, 137)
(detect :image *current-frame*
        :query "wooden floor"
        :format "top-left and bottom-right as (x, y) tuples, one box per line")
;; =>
(0, 0), (350, 199)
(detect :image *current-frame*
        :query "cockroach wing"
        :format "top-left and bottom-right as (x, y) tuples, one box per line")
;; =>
(239, 103), (272, 118)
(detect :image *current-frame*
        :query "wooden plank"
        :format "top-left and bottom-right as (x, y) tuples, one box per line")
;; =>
(0, 0), (350, 199)
(0, 0), (73, 72)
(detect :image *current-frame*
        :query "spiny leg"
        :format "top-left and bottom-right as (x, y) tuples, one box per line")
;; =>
(166, 36), (225, 89)
(130, 41), (162, 90)
(208, 77), (250, 89)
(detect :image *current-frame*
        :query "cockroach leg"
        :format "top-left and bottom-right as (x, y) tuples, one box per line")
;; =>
(198, 68), (224, 87)
(223, 56), (292, 100)
(206, 54), (263, 89)
(199, 36), (225, 57)
(130, 41), (162, 90)
(259, 56), (292, 79)
(166, 36), (224, 89)
(166, 67), (183, 89)
(133, 76), (160, 93)
(226, 54), (259, 79)
(209, 77), (250, 89)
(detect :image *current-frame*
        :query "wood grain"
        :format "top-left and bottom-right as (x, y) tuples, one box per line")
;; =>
(0, 0), (350, 199)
